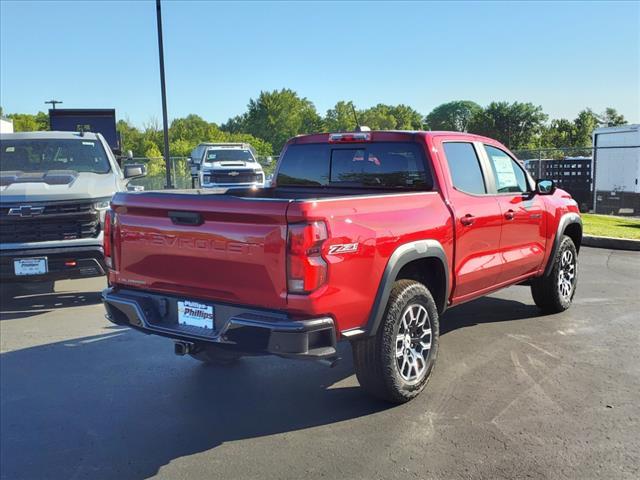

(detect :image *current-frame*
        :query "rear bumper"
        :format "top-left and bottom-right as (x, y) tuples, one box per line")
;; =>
(102, 287), (337, 359)
(0, 245), (105, 282)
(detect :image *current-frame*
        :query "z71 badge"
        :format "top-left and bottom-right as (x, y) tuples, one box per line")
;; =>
(328, 243), (359, 254)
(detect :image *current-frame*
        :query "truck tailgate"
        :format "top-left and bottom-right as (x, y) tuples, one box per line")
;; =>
(110, 192), (289, 309)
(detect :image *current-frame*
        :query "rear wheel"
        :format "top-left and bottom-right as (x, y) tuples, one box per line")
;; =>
(531, 235), (578, 313)
(190, 346), (242, 366)
(351, 280), (439, 404)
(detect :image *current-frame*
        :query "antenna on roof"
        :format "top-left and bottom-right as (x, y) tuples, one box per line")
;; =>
(350, 103), (370, 132)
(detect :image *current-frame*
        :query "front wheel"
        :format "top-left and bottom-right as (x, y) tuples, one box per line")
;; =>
(351, 280), (439, 404)
(531, 235), (578, 313)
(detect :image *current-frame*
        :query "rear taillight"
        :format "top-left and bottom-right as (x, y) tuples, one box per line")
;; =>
(328, 132), (371, 143)
(287, 221), (328, 293)
(103, 209), (113, 268)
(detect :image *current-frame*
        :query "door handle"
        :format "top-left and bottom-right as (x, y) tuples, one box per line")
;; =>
(169, 210), (203, 226)
(504, 209), (515, 221)
(460, 214), (475, 226)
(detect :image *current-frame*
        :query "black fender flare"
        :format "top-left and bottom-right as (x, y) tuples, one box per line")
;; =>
(543, 212), (582, 277)
(359, 240), (449, 337)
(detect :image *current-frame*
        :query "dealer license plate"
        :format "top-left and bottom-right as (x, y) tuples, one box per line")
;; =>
(177, 300), (214, 330)
(14, 257), (48, 276)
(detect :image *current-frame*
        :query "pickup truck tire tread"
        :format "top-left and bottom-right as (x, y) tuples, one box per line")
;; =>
(190, 346), (242, 366)
(351, 280), (439, 404)
(531, 235), (578, 313)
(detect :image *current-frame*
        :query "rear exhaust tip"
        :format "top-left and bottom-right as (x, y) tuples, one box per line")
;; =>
(174, 341), (194, 356)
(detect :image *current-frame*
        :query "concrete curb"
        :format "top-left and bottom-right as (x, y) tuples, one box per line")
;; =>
(583, 235), (640, 251)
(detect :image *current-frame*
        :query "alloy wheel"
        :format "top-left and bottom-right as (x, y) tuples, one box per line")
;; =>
(395, 304), (432, 383)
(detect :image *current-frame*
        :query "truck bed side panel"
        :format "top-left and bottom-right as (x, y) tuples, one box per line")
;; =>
(286, 192), (454, 332)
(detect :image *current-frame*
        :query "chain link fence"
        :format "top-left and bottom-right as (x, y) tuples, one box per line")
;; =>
(120, 146), (638, 216)
(122, 156), (275, 191)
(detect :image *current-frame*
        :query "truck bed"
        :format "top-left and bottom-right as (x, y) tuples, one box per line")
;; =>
(108, 187), (451, 321)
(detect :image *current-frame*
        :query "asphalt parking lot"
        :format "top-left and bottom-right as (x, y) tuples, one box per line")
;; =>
(1, 246), (638, 480)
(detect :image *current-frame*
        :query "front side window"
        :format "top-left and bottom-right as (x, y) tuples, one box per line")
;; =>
(443, 142), (486, 195)
(0, 138), (111, 174)
(484, 145), (528, 193)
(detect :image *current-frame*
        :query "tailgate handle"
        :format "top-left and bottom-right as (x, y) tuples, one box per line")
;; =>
(168, 211), (203, 226)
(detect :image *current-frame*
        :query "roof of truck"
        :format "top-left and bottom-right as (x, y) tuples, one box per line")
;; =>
(0, 131), (101, 140)
(290, 130), (502, 144)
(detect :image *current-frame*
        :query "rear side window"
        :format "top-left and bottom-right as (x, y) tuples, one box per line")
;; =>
(276, 144), (330, 186)
(277, 142), (432, 189)
(443, 142), (486, 195)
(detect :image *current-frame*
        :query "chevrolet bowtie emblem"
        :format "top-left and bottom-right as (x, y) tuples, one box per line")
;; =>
(8, 205), (45, 217)
(228, 171), (240, 176)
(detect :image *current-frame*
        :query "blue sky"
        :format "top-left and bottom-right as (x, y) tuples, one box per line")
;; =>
(1, 0), (638, 127)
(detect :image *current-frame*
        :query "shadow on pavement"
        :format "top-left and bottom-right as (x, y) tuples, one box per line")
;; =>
(1, 281), (544, 480)
(0, 332), (388, 480)
(441, 295), (541, 334)
(0, 281), (103, 321)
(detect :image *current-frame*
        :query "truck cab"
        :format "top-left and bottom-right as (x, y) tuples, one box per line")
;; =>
(189, 143), (265, 189)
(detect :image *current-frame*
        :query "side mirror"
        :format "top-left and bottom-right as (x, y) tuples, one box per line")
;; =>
(536, 179), (555, 195)
(124, 163), (147, 180)
(126, 150), (133, 160)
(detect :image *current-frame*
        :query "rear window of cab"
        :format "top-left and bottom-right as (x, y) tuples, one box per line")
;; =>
(276, 142), (433, 189)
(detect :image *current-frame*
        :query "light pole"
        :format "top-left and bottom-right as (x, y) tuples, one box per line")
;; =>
(45, 100), (63, 110)
(155, 0), (173, 189)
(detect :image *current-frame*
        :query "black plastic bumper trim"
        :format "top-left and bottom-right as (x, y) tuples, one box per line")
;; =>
(102, 288), (337, 359)
(0, 246), (105, 282)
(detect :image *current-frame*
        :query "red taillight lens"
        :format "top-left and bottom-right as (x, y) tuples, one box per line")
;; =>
(328, 132), (371, 143)
(103, 209), (113, 268)
(287, 221), (328, 293)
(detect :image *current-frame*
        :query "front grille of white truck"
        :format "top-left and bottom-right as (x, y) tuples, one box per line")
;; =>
(208, 170), (261, 184)
(0, 200), (100, 243)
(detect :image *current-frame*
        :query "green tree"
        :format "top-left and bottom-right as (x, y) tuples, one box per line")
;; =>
(358, 104), (424, 130)
(226, 89), (323, 153)
(6, 111), (49, 131)
(469, 101), (547, 149)
(169, 114), (216, 143)
(599, 107), (626, 127)
(572, 108), (600, 147)
(425, 100), (482, 132)
(325, 101), (358, 132)
(539, 118), (577, 148)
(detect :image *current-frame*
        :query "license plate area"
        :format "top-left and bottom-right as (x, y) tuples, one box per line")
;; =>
(14, 257), (48, 276)
(177, 300), (214, 331)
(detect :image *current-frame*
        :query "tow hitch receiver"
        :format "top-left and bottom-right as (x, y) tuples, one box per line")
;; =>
(174, 341), (195, 356)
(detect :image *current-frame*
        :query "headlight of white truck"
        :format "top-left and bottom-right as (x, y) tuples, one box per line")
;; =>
(94, 198), (111, 225)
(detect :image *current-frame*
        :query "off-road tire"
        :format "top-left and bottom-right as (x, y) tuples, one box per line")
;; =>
(531, 235), (578, 313)
(190, 346), (242, 366)
(351, 280), (439, 404)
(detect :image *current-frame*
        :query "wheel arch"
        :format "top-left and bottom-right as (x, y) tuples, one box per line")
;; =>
(544, 212), (582, 277)
(363, 240), (449, 337)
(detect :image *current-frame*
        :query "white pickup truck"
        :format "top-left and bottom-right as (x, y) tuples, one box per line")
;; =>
(0, 131), (146, 283)
(189, 143), (265, 189)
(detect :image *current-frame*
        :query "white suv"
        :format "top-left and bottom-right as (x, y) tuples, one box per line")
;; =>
(189, 143), (265, 189)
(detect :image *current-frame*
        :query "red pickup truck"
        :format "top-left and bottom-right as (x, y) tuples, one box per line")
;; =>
(102, 130), (581, 403)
